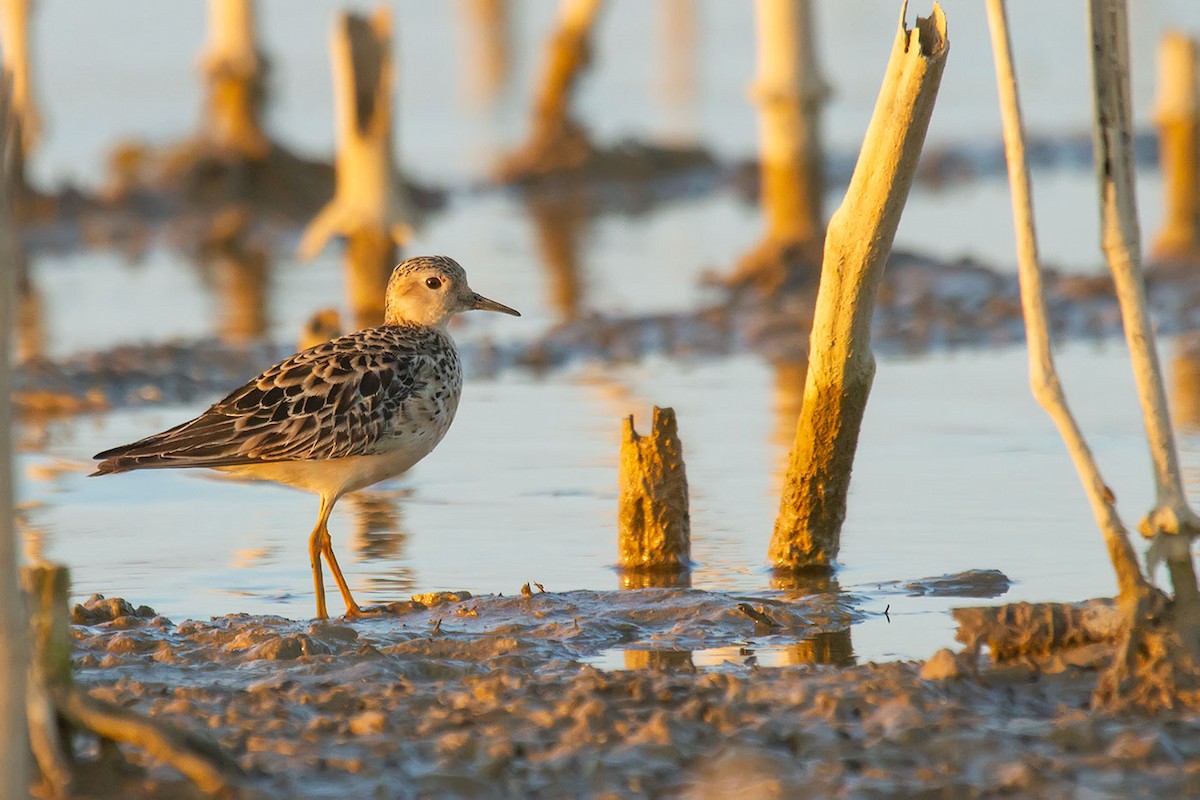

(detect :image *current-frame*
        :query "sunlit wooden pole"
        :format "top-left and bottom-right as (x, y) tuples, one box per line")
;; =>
(1088, 0), (1200, 612)
(497, 0), (606, 179)
(769, 3), (949, 571)
(1151, 31), (1200, 262)
(0, 76), (31, 800)
(199, 0), (269, 157)
(299, 8), (412, 329)
(985, 0), (1150, 605)
(753, 0), (826, 249)
(0, 0), (40, 156)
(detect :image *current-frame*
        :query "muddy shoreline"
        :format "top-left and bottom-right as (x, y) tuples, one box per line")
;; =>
(64, 591), (1200, 799)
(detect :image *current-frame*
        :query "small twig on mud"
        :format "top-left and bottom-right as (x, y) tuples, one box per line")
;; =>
(737, 603), (782, 629)
(520, 582), (533, 598)
(884, 604), (891, 622)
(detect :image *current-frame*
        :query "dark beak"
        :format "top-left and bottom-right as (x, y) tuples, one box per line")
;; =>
(471, 293), (521, 317)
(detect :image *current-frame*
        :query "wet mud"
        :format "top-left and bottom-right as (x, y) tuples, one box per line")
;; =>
(65, 592), (1200, 799)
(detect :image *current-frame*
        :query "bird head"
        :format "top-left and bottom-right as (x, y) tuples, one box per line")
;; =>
(383, 255), (520, 327)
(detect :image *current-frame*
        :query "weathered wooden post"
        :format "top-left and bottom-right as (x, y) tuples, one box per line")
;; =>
(0, 0), (40, 158)
(769, 3), (949, 572)
(496, 0), (606, 180)
(0, 75), (31, 800)
(617, 407), (691, 588)
(731, 0), (828, 288)
(299, 8), (413, 330)
(1151, 31), (1200, 262)
(199, 0), (269, 158)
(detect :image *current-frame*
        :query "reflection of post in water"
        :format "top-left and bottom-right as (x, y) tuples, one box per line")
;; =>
(14, 249), (45, 363)
(298, 9), (413, 330)
(786, 630), (854, 667)
(769, 358), (808, 491)
(769, 570), (855, 666)
(456, 0), (512, 111)
(657, 0), (697, 143)
(1171, 334), (1200, 432)
(346, 490), (416, 598)
(730, 0), (827, 289)
(199, 209), (270, 345)
(623, 649), (694, 670)
(528, 192), (589, 322)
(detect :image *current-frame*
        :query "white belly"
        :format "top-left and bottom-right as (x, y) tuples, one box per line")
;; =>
(216, 445), (432, 499)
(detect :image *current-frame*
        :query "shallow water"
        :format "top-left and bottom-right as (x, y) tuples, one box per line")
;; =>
(14, 1), (1200, 668)
(22, 338), (1193, 663)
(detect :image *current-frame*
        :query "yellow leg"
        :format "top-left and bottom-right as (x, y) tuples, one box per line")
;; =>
(308, 496), (335, 620)
(319, 531), (364, 617)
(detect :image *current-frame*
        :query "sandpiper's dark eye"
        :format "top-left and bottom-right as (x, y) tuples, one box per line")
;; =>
(425, 277), (442, 290)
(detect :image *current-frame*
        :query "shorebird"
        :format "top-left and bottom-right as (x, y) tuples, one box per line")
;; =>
(92, 255), (520, 619)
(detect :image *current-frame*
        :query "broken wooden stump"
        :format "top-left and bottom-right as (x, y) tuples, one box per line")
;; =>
(617, 407), (691, 584)
(1152, 31), (1200, 262)
(299, 7), (413, 329)
(21, 565), (243, 796)
(729, 0), (828, 292)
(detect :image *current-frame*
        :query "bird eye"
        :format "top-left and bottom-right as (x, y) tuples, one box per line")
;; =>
(425, 277), (442, 290)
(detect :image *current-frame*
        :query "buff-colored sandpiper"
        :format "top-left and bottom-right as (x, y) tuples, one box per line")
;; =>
(93, 255), (520, 619)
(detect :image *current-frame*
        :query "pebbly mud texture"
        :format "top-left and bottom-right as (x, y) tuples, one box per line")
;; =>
(60, 591), (1200, 798)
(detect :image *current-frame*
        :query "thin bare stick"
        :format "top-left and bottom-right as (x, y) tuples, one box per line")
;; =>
(59, 689), (243, 796)
(1088, 0), (1200, 605)
(984, 0), (1149, 603)
(769, 2), (949, 570)
(0, 73), (31, 800)
(0, 0), (40, 155)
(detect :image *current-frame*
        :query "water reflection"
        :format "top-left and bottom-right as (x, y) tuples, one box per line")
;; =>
(16, 248), (46, 362)
(770, 357), (807, 494)
(618, 568), (691, 590)
(606, 633), (854, 672)
(528, 192), (589, 322)
(1171, 333), (1200, 431)
(200, 242), (271, 346)
(347, 489), (416, 597)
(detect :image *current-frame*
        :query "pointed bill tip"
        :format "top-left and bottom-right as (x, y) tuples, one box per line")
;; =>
(471, 293), (521, 317)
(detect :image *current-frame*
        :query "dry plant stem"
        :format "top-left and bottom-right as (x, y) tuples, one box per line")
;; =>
(1152, 32), (1200, 261)
(984, 0), (1149, 604)
(617, 407), (691, 573)
(200, 0), (268, 158)
(769, 2), (949, 570)
(298, 8), (412, 262)
(22, 566), (72, 799)
(59, 691), (242, 797)
(0, 78), (31, 800)
(0, 0), (39, 155)
(752, 0), (826, 246)
(1088, 0), (1200, 606)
